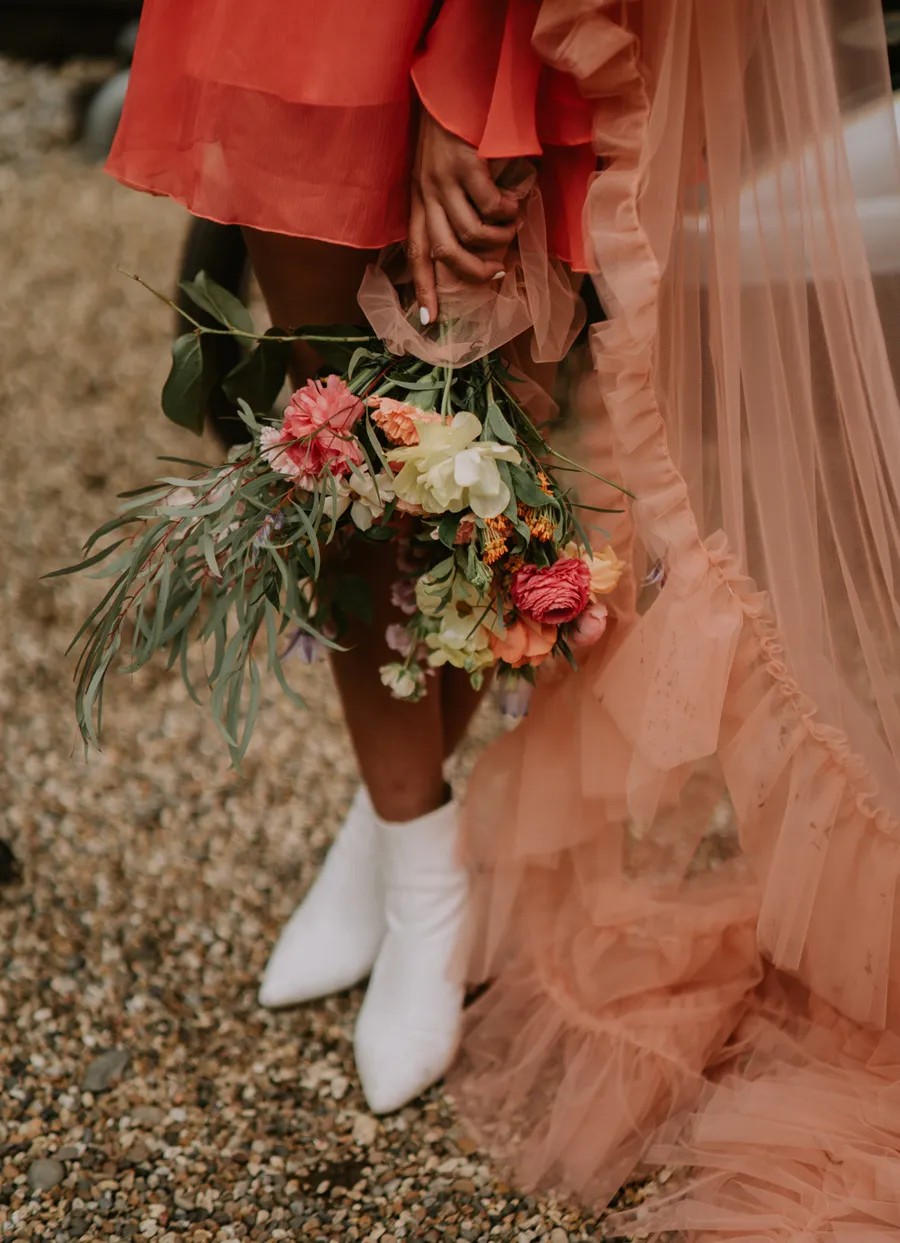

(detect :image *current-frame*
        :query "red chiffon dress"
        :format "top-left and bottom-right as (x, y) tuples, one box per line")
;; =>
(106, 0), (595, 271)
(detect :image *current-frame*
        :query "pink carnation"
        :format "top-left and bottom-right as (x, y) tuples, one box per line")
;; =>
(261, 376), (364, 486)
(368, 396), (442, 446)
(510, 557), (592, 626)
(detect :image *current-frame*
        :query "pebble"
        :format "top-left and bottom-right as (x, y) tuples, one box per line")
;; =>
(329, 1075), (349, 1101)
(27, 1158), (66, 1190)
(351, 1114), (379, 1146)
(133, 1105), (165, 1126)
(82, 1049), (130, 1093)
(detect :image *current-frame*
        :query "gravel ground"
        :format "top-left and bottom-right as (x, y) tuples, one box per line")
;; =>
(0, 58), (632, 1243)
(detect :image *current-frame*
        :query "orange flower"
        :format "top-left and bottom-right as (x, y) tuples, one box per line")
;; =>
(367, 396), (442, 446)
(488, 615), (557, 669)
(517, 503), (555, 542)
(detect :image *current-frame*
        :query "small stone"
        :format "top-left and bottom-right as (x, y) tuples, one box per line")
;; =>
(329, 1075), (349, 1101)
(132, 1106), (165, 1126)
(82, 1049), (130, 1093)
(54, 1145), (80, 1161)
(351, 1114), (379, 1146)
(12, 1117), (42, 1143)
(452, 1178), (476, 1195)
(26, 1158), (66, 1190)
(549, 1232), (569, 1243)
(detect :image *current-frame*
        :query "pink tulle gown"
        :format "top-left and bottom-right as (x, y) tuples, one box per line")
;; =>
(109, 1), (900, 1240)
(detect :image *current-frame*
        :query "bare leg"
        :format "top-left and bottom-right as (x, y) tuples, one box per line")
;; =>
(243, 229), (448, 822)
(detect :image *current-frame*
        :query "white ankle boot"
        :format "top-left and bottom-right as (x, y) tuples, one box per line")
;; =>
(354, 799), (468, 1114)
(258, 787), (385, 1008)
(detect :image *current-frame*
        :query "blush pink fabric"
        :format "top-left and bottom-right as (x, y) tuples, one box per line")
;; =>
(446, 2), (900, 1239)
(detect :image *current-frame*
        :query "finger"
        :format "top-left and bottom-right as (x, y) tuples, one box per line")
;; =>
(441, 183), (518, 252)
(424, 198), (508, 284)
(407, 188), (438, 325)
(460, 162), (521, 223)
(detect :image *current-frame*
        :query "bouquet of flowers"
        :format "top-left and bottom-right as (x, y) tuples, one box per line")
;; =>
(54, 273), (626, 762)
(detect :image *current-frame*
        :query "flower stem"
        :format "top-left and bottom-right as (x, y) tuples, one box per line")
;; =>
(120, 269), (375, 346)
(441, 365), (454, 419)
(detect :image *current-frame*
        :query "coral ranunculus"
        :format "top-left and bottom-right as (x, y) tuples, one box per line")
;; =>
(260, 376), (364, 486)
(510, 557), (591, 625)
(488, 615), (557, 669)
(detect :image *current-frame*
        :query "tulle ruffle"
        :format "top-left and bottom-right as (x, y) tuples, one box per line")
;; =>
(450, 1), (900, 1237)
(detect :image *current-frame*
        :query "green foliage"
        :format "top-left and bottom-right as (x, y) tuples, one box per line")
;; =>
(222, 327), (292, 415)
(161, 333), (218, 435)
(57, 289), (632, 765)
(180, 271), (255, 334)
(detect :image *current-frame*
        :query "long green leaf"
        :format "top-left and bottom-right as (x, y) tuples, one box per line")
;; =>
(179, 271), (255, 334)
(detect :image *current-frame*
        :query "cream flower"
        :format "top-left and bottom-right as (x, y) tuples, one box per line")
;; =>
(320, 479), (351, 523)
(390, 411), (520, 519)
(421, 576), (493, 671)
(563, 541), (627, 599)
(345, 467), (395, 531)
(379, 662), (423, 700)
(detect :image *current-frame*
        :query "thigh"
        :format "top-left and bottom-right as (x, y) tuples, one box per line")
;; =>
(243, 230), (377, 384)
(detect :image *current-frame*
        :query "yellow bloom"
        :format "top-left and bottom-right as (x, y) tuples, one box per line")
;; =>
(586, 545), (626, 597)
(562, 542), (626, 597)
(390, 411), (520, 519)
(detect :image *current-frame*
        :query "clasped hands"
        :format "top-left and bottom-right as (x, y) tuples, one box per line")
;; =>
(408, 110), (525, 325)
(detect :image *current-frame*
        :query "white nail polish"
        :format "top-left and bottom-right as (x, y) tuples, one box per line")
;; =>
(419, 306), (431, 326)
(492, 270), (506, 281)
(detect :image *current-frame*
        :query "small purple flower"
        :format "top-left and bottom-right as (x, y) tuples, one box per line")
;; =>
(385, 623), (415, 657)
(498, 676), (533, 720)
(252, 510), (286, 552)
(281, 628), (326, 664)
(390, 579), (417, 616)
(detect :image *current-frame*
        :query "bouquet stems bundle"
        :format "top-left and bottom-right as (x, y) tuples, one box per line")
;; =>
(53, 274), (627, 763)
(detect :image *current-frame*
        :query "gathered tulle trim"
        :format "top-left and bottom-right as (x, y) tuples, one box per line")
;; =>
(709, 536), (899, 835)
(451, 0), (900, 1234)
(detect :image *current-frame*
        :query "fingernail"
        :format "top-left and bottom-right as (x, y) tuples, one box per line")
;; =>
(492, 270), (506, 281)
(419, 306), (431, 326)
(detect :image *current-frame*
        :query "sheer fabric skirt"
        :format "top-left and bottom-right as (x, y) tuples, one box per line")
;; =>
(106, 0), (594, 268)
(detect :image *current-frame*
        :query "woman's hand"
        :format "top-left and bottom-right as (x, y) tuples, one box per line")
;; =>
(409, 110), (523, 324)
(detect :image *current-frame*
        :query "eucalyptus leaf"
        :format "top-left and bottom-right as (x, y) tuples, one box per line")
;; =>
(509, 464), (555, 509)
(484, 402), (517, 446)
